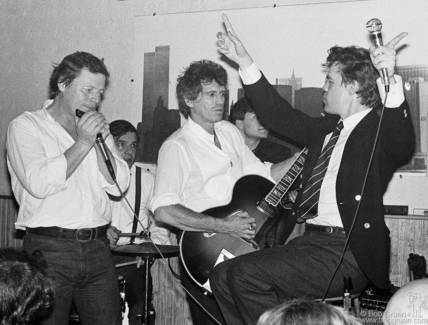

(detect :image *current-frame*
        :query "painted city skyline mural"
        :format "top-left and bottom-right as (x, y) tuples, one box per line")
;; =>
(134, 43), (427, 173)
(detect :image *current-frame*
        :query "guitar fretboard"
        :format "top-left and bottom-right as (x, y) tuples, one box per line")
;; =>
(264, 148), (308, 207)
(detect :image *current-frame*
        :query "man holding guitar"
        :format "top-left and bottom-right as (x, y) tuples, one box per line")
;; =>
(210, 15), (415, 325)
(149, 59), (296, 325)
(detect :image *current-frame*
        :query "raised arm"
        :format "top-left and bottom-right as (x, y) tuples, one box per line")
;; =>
(216, 14), (254, 70)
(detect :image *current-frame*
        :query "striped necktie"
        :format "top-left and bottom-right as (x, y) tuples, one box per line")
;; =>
(297, 121), (344, 222)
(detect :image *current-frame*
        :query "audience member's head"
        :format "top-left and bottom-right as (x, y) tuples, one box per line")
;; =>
(0, 248), (54, 325)
(257, 299), (362, 325)
(383, 279), (428, 325)
(49, 51), (109, 98)
(229, 96), (269, 142)
(176, 59), (228, 119)
(110, 119), (139, 169)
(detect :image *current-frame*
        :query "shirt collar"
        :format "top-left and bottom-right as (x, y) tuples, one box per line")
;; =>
(41, 100), (57, 124)
(342, 108), (372, 132)
(186, 117), (224, 139)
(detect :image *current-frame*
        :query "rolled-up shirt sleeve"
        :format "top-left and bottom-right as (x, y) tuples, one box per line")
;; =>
(7, 115), (68, 199)
(149, 140), (189, 213)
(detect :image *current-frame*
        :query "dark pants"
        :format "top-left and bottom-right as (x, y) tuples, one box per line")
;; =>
(23, 233), (121, 325)
(112, 253), (154, 325)
(180, 261), (226, 325)
(210, 231), (368, 325)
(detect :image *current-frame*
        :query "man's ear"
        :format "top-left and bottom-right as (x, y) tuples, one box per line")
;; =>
(184, 98), (194, 108)
(58, 82), (66, 92)
(347, 81), (360, 96)
(235, 119), (244, 130)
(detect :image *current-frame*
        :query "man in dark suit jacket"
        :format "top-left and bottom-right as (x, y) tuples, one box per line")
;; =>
(209, 15), (415, 325)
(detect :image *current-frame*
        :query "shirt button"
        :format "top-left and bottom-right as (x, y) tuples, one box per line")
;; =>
(364, 223), (370, 229)
(355, 195), (361, 201)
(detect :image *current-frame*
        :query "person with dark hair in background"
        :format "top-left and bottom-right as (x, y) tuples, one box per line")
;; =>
(0, 248), (54, 325)
(107, 119), (170, 325)
(209, 15), (415, 325)
(6, 51), (130, 325)
(229, 96), (291, 164)
(257, 299), (362, 325)
(149, 59), (296, 325)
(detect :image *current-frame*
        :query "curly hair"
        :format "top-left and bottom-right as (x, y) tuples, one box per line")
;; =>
(176, 60), (228, 118)
(49, 51), (109, 97)
(0, 249), (54, 325)
(257, 299), (362, 325)
(323, 46), (382, 111)
(229, 96), (255, 125)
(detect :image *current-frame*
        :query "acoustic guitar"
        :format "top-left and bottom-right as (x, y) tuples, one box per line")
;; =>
(180, 148), (308, 293)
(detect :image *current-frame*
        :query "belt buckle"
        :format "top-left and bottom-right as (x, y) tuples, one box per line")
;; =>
(76, 228), (96, 241)
(325, 227), (334, 234)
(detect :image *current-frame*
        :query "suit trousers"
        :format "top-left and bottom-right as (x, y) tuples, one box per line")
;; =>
(180, 260), (226, 325)
(210, 231), (369, 325)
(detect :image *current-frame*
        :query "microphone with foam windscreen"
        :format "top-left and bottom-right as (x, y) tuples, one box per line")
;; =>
(366, 18), (390, 92)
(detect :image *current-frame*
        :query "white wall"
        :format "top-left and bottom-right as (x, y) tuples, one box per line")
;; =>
(1, 0), (427, 214)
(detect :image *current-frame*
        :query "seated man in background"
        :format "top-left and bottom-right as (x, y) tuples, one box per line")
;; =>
(229, 96), (291, 164)
(108, 119), (170, 325)
(230, 96), (297, 246)
(0, 248), (54, 325)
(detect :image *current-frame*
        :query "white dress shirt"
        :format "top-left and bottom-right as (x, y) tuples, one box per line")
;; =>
(110, 163), (170, 245)
(7, 100), (130, 229)
(240, 63), (405, 227)
(150, 118), (273, 213)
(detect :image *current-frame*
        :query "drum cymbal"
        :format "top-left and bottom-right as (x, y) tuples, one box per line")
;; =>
(111, 242), (179, 259)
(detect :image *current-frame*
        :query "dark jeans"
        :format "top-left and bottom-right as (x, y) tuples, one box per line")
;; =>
(210, 231), (368, 325)
(112, 253), (154, 325)
(23, 233), (121, 325)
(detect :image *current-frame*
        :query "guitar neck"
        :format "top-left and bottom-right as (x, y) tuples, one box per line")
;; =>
(264, 148), (308, 207)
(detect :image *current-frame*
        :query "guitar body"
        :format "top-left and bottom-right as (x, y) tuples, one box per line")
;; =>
(180, 148), (307, 292)
(180, 175), (279, 291)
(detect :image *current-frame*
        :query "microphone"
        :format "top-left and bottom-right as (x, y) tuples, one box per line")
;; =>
(96, 133), (116, 180)
(366, 18), (390, 92)
(75, 109), (116, 179)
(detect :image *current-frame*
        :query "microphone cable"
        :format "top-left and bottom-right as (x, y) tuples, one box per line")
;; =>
(321, 91), (389, 302)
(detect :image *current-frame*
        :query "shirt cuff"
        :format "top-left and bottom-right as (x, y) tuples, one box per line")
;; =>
(377, 75), (405, 108)
(239, 62), (262, 85)
(149, 193), (183, 214)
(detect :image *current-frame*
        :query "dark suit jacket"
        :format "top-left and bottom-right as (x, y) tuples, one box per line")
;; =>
(244, 73), (415, 289)
(253, 139), (291, 164)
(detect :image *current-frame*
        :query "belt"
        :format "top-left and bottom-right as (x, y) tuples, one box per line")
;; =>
(305, 224), (346, 235)
(26, 225), (108, 241)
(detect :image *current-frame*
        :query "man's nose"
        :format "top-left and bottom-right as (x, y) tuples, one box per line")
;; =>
(91, 92), (102, 104)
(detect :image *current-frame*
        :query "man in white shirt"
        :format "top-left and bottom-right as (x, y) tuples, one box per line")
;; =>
(149, 60), (295, 325)
(107, 119), (170, 325)
(209, 15), (415, 325)
(6, 51), (130, 325)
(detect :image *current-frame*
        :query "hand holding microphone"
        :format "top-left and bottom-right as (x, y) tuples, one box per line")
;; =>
(366, 18), (408, 92)
(76, 109), (116, 180)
